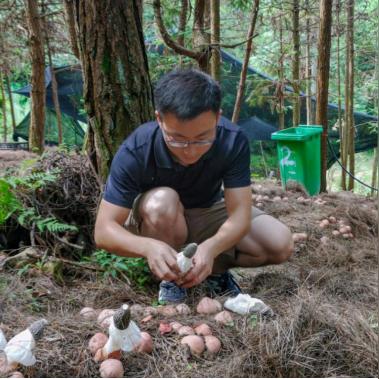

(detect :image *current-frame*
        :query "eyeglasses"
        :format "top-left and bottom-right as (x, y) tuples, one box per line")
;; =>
(161, 127), (216, 148)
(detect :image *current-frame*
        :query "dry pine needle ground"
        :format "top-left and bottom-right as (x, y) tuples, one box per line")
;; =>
(0, 152), (377, 377)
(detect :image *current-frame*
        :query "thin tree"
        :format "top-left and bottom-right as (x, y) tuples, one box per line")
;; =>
(232, 0), (260, 124)
(278, 12), (285, 130)
(345, 0), (355, 190)
(43, 6), (63, 145)
(5, 74), (16, 136)
(315, 0), (333, 192)
(210, 0), (221, 82)
(305, 0), (313, 124)
(25, 0), (45, 154)
(63, 0), (80, 59)
(371, 147), (378, 196)
(177, 0), (189, 67)
(74, 0), (154, 180)
(336, 0), (346, 190)
(0, 72), (7, 142)
(291, 0), (300, 127)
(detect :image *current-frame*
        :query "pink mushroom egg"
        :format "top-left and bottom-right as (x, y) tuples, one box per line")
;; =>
(99, 359), (124, 378)
(97, 309), (115, 328)
(159, 322), (172, 335)
(135, 332), (153, 353)
(88, 333), (108, 355)
(157, 305), (177, 317)
(175, 303), (191, 315)
(80, 307), (97, 320)
(214, 311), (234, 325)
(196, 297), (222, 314)
(169, 321), (183, 332)
(204, 335), (221, 353)
(181, 335), (205, 355)
(194, 323), (212, 336)
(178, 326), (195, 336)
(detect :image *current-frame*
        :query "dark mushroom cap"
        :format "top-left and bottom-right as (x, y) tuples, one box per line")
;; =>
(113, 305), (131, 330)
(28, 319), (48, 341)
(183, 243), (198, 259)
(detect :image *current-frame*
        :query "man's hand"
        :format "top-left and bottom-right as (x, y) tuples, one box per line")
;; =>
(178, 245), (215, 288)
(144, 240), (181, 282)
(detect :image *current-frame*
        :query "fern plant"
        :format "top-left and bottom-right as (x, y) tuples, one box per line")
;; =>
(1, 169), (78, 234)
(5, 169), (60, 190)
(85, 249), (152, 288)
(17, 208), (78, 233)
(0, 179), (22, 224)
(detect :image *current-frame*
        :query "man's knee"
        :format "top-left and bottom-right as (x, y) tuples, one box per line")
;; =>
(140, 187), (183, 227)
(139, 187), (187, 247)
(267, 226), (293, 264)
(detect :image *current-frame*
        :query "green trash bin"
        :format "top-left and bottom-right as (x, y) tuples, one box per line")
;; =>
(271, 125), (323, 196)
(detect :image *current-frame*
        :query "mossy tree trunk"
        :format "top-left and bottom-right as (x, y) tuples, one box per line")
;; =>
(0, 72), (7, 142)
(74, 0), (154, 180)
(210, 0), (221, 82)
(25, 0), (45, 154)
(5, 74), (16, 137)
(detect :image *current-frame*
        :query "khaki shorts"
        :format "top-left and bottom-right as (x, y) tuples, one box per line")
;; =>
(125, 194), (266, 257)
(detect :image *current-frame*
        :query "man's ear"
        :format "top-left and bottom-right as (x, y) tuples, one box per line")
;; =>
(155, 110), (162, 125)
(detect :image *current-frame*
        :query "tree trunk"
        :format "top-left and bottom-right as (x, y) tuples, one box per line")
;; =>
(315, 0), (333, 192)
(45, 32), (63, 144)
(178, 0), (188, 67)
(371, 147), (378, 196)
(0, 72), (7, 142)
(345, 0), (355, 190)
(192, 0), (211, 72)
(336, 0), (346, 190)
(25, 0), (45, 154)
(177, 0), (188, 47)
(63, 0), (80, 59)
(291, 0), (300, 127)
(232, 0), (260, 124)
(278, 13), (285, 130)
(74, 0), (154, 180)
(305, 0), (313, 125)
(5, 74), (16, 136)
(210, 0), (221, 82)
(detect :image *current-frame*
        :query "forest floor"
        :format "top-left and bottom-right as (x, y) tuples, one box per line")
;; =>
(0, 150), (378, 377)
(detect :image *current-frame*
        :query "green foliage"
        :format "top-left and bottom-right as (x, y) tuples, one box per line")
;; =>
(2, 169), (78, 233)
(5, 168), (60, 190)
(0, 179), (21, 224)
(85, 249), (152, 288)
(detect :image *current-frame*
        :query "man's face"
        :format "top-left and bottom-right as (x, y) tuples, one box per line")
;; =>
(156, 110), (221, 166)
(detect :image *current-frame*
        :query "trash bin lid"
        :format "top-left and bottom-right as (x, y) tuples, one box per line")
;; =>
(271, 126), (323, 141)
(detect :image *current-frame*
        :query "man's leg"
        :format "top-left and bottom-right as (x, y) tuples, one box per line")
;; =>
(137, 187), (188, 250)
(213, 213), (293, 272)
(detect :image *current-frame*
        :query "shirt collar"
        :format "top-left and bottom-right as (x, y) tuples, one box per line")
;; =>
(153, 123), (219, 169)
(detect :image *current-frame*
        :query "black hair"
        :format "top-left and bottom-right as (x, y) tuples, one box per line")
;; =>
(154, 68), (221, 120)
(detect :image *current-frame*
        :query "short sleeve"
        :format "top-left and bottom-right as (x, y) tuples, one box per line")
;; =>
(103, 146), (141, 209)
(223, 131), (251, 188)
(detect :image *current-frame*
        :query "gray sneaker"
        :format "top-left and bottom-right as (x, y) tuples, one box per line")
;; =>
(158, 281), (187, 303)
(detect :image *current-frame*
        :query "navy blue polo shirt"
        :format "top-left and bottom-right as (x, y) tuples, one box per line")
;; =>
(103, 116), (251, 209)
